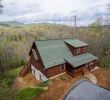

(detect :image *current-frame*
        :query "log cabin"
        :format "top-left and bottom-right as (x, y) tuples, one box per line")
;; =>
(20, 39), (98, 82)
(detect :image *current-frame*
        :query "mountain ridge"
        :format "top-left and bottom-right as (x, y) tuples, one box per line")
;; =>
(0, 21), (23, 27)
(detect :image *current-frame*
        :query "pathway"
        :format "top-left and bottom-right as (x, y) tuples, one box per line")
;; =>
(85, 72), (97, 84)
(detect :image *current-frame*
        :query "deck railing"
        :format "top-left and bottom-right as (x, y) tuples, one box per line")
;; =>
(19, 61), (31, 77)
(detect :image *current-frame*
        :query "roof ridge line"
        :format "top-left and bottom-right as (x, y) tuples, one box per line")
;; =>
(35, 38), (76, 41)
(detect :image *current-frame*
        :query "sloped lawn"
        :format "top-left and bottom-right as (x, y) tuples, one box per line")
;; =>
(0, 67), (22, 100)
(12, 87), (43, 100)
(0, 67), (45, 100)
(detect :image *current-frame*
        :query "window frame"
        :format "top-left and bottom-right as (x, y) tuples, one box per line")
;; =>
(83, 47), (87, 53)
(32, 69), (35, 75)
(32, 48), (38, 61)
(77, 48), (80, 54)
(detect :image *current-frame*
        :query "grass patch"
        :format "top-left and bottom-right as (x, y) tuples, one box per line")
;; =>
(0, 67), (22, 100)
(0, 67), (44, 100)
(12, 88), (44, 100)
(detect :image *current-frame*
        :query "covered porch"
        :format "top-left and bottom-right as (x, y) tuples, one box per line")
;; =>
(65, 53), (98, 77)
(65, 63), (84, 77)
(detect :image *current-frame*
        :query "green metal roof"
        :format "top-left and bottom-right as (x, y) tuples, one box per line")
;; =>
(65, 39), (89, 47)
(35, 39), (73, 69)
(34, 39), (97, 69)
(65, 53), (98, 67)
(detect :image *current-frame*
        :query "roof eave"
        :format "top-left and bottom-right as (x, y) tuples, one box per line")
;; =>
(65, 41), (89, 48)
(74, 44), (89, 48)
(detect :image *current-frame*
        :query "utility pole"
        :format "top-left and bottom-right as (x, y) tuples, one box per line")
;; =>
(71, 15), (77, 38)
(74, 15), (77, 28)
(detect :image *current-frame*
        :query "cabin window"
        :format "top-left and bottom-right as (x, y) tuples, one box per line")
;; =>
(32, 49), (38, 60)
(60, 64), (65, 71)
(34, 70), (35, 75)
(32, 69), (35, 75)
(83, 47), (87, 52)
(39, 74), (42, 80)
(77, 48), (80, 54)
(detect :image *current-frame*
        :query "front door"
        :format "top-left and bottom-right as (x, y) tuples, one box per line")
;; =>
(66, 63), (75, 77)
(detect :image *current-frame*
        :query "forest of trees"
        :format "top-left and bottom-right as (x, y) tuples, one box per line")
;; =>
(0, 24), (75, 71)
(0, 22), (110, 72)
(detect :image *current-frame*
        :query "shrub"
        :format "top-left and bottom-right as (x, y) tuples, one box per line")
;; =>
(100, 55), (110, 69)
(0, 67), (22, 100)
(20, 59), (26, 65)
(7, 55), (23, 69)
(0, 67), (22, 88)
(60, 75), (67, 81)
(38, 80), (52, 87)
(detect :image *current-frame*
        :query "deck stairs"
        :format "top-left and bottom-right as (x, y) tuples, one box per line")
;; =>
(19, 62), (31, 77)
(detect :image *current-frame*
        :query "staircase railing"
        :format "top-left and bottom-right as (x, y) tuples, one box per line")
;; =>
(19, 61), (31, 77)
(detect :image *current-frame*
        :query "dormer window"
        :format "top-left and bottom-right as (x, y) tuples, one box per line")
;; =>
(77, 48), (80, 54)
(83, 47), (87, 53)
(32, 49), (38, 60)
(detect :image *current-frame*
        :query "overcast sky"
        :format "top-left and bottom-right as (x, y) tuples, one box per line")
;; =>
(0, 0), (110, 25)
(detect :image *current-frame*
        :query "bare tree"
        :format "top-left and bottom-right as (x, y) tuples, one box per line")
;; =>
(0, 60), (4, 73)
(105, 4), (110, 25)
(89, 16), (103, 36)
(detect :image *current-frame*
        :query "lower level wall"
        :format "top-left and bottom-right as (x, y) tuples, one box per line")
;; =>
(45, 64), (66, 78)
(31, 65), (48, 82)
(31, 60), (96, 81)
(31, 64), (66, 81)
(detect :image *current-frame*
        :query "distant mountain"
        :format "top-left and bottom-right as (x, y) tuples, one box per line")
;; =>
(0, 21), (23, 27)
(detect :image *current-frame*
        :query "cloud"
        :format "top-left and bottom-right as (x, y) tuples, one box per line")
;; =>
(2, 0), (41, 16)
(0, 0), (110, 25)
